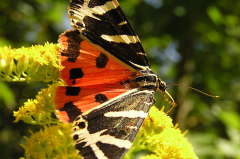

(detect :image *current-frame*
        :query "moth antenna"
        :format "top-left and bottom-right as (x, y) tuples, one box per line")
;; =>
(167, 83), (219, 98)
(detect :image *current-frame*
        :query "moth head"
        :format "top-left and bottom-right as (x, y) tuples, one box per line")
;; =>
(157, 78), (176, 113)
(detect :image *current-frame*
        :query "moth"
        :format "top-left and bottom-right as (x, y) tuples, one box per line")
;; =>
(55, 0), (174, 158)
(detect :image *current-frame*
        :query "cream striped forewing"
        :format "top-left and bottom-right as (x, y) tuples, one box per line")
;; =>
(72, 89), (155, 159)
(68, 0), (150, 71)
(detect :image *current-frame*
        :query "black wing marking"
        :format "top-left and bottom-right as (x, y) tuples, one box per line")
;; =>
(72, 89), (155, 159)
(68, 0), (150, 70)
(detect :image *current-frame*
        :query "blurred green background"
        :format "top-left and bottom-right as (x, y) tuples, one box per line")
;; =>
(0, 0), (239, 158)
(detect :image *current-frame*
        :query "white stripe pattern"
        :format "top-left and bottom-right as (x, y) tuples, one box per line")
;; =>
(100, 134), (132, 148)
(73, 127), (132, 158)
(70, 0), (119, 28)
(128, 61), (149, 70)
(104, 110), (148, 118)
(101, 35), (140, 44)
(79, 129), (132, 149)
(91, 1), (119, 15)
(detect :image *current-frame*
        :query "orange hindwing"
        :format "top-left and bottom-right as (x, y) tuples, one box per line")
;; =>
(55, 30), (135, 122)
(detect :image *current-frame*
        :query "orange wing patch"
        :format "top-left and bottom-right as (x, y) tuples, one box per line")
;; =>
(59, 31), (134, 86)
(55, 30), (135, 123)
(55, 85), (130, 122)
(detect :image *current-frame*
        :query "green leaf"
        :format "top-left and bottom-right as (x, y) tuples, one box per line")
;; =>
(0, 82), (16, 109)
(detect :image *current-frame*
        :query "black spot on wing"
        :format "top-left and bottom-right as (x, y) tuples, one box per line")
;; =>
(88, 0), (112, 8)
(60, 102), (82, 122)
(69, 68), (84, 79)
(73, 134), (79, 140)
(96, 53), (109, 68)
(95, 94), (108, 103)
(66, 86), (81, 96)
(78, 122), (86, 129)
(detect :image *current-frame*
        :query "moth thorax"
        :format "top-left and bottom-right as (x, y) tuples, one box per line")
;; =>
(129, 72), (158, 91)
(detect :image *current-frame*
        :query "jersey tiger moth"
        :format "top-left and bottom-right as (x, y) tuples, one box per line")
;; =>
(54, 0), (175, 158)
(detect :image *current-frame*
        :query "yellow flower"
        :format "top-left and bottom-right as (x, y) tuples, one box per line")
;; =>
(124, 106), (198, 159)
(0, 43), (61, 82)
(13, 83), (59, 125)
(22, 124), (81, 159)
